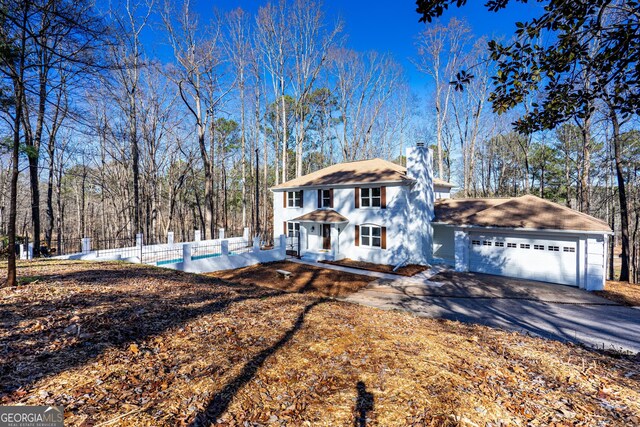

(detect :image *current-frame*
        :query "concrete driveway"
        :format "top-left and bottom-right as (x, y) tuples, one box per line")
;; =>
(342, 271), (640, 354)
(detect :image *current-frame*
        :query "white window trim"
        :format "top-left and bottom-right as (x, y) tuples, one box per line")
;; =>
(360, 187), (381, 209)
(286, 191), (302, 208)
(360, 224), (382, 249)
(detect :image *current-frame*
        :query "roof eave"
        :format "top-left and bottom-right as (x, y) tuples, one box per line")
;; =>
(271, 179), (413, 192)
(431, 222), (613, 235)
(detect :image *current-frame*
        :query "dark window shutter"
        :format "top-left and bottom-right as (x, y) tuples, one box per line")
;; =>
(299, 190), (303, 207)
(381, 186), (386, 209)
(355, 225), (360, 246)
(283, 192), (287, 208)
(329, 188), (334, 208)
(317, 189), (322, 208)
(355, 187), (360, 208)
(283, 221), (287, 235)
(381, 226), (387, 249)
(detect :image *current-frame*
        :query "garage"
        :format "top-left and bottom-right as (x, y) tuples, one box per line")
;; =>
(469, 232), (579, 286)
(433, 195), (612, 290)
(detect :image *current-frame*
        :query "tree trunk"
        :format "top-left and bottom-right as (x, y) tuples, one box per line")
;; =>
(611, 111), (630, 282)
(281, 92), (288, 183)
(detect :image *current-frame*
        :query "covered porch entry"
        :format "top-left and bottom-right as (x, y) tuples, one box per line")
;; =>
(292, 209), (349, 262)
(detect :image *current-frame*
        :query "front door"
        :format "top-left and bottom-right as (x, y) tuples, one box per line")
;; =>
(322, 224), (331, 250)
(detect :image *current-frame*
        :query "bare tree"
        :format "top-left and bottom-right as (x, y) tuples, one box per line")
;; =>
(414, 18), (471, 180)
(163, 0), (227, 238)
(256, 1), (290, 184)
(331, 49), (402, 162)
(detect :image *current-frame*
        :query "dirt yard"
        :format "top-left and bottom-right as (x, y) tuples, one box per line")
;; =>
(208, 260), (375, 297)
(322, 258), (428, 276)
(597, 281), (640, 306)
(1, 260), (639, 426)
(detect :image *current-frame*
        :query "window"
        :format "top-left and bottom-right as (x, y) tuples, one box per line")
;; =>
(534, 244), (544, 250)
(483, 241), (492, 246)
(507, 243), (517, 248)
(361, 187), (381, 208)
(287, 191), (302, 208)
(472, 240), (481, 246)
(548, 246), (560, 252)
(520, 244), (530, 249)
(563, 247), (576, 253)
(361, 225), (381, 248)
(495, 242), (505, 247)
(287, 222), (300, 237)
(321, 189), (331, 208)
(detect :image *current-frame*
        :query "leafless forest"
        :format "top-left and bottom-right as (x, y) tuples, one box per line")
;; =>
(1, 1), (639, 282)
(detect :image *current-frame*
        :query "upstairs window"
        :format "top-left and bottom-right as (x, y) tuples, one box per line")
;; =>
(361, 187), (381, 208)
(318, 189), (333, 208)
(287, 191), (302, 208)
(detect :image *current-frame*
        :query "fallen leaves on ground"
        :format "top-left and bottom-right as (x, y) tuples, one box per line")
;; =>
(322, 258), (428, 277)
(208, 260), (375, 297)
(1, 259), (639, 426)
(597, 281), (640, 306)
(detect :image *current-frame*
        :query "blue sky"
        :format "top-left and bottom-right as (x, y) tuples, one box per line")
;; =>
(161, 0), (544, 91)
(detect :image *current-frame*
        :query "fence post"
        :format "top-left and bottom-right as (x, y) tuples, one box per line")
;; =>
(183, 243), (192, 272)
(243, 227), (250, 241)
(136, 233), (143, 262)
(167, 232), (174, 246)
(221, 240), (229, 256)
(81, 237), (91, 254)
(194, 230), (201, 242)
(253, 236), (260, 253)
(219, 228), (225, 240)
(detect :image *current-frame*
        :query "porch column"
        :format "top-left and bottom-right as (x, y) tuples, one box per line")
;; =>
(330, 224), (341, 260)
(299, 223), (309, 255)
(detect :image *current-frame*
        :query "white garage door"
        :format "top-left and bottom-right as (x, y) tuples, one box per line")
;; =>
(469, 232), (579, 286)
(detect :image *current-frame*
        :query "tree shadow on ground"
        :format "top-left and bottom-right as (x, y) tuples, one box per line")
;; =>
(0, 264), (286, 397)
(190, 298), (328, 426)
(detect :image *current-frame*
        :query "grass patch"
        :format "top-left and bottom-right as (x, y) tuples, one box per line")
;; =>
(1, 260), (639, 426)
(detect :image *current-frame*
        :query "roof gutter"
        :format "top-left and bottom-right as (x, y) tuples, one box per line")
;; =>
(431, 222), (613, 236)
(270, 179), (414, 191)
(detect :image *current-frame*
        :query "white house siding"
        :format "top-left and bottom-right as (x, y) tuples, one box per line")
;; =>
(274, 184), (417, 266)
(337, 184), (411, 265)
(586, 235), (607, 291)
(434, 185), (451, 199)
(432, 224), (455, 264)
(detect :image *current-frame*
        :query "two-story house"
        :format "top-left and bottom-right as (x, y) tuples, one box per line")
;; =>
(272, 145), (612, 291)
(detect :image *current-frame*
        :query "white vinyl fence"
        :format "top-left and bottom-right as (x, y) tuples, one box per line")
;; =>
(54, 228), (286, 273)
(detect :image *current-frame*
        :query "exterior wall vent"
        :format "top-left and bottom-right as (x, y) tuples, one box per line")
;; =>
(416, 142), (425, 147)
